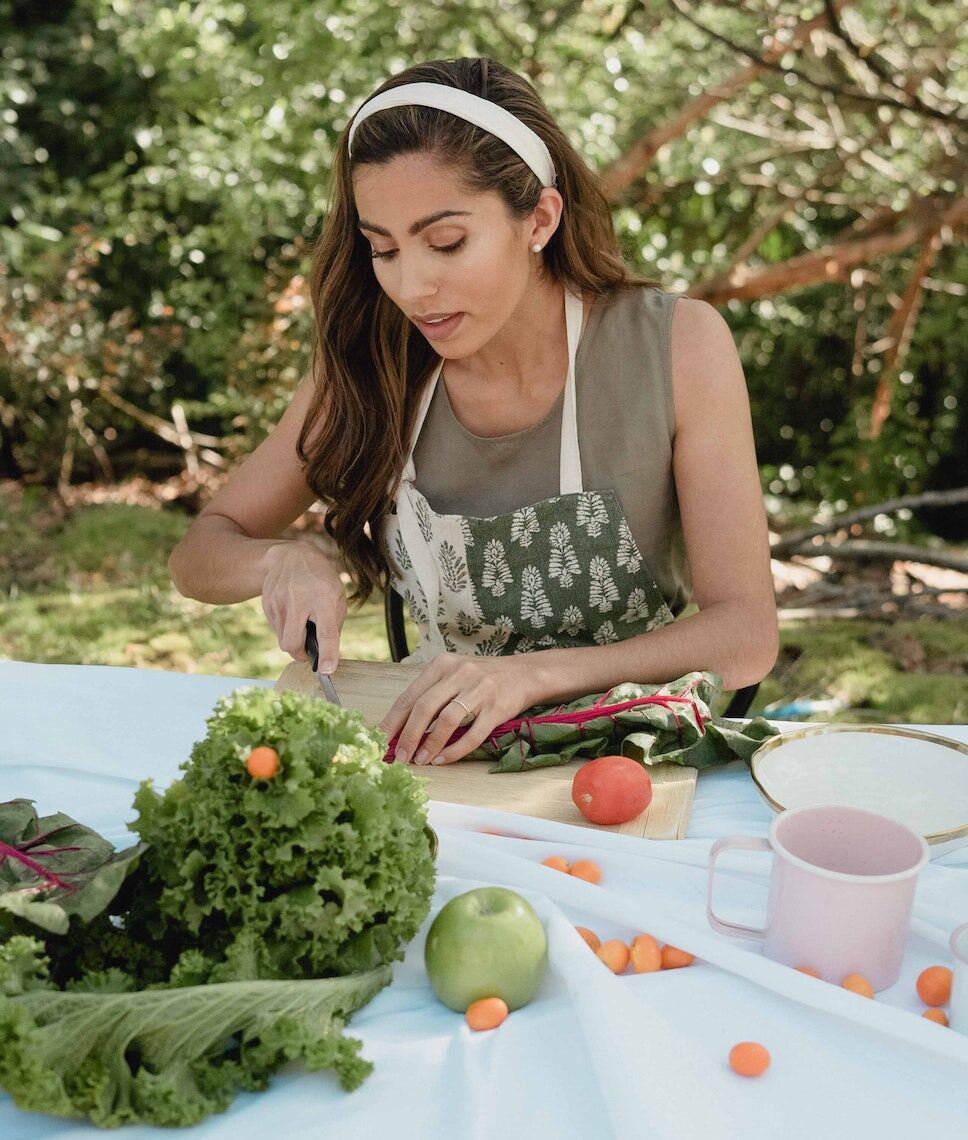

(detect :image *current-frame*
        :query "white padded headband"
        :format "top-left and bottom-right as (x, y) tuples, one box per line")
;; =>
(346, 81), (557, 188)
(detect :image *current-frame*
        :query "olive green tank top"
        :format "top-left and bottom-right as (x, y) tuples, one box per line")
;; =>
(412, 285), (692, 616)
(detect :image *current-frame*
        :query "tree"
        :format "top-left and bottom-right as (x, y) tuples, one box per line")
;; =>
(1, 0), (964, 526)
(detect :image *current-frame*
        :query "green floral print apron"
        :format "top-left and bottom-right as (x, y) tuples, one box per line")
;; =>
(384, 287), (677, 664)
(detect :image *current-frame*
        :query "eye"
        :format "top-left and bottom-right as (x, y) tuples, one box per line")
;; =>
(370, 238), (466, 262)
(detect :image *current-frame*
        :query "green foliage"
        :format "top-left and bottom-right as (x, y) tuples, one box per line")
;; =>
(473, 671), (781, 772)
(0, 1), (964, 513)
(0, 488), (407, 672)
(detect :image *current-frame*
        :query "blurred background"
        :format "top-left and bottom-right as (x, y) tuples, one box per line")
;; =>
(1, 0), (965, 722)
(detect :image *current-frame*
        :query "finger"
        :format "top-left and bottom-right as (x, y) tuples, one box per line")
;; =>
(414, 697), (476, 764)
(395, 684), (462, 765)
(279, 608), (310, 661)
(310, 611), (343, 673)
(379, 656), (448, 742)
(433, 705), (502, 764)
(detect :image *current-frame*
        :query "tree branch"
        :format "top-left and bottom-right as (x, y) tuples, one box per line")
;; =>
(819, 0), (953, 125)
(667, 0), (966, 125)
(780, 540), (968, 575)
(599, 1), (847, 198)
(867, 232), (944, 440)
(770, 486), (968, 558)
(699, 105), (901, 283)
(688, 196), (968, 305)
(96, 384), (226, 466)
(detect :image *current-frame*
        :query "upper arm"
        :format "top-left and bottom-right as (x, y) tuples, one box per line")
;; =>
(196, 368), (324, 539)
(670, 298), (777, 644)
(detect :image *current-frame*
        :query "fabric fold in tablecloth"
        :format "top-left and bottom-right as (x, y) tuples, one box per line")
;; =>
(0, 661), (966, 1138)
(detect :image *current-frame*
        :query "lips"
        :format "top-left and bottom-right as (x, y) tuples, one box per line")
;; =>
(414, 312), (465, 340)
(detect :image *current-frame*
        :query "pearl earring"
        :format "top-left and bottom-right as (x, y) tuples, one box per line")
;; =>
(532, 243), (543, 253)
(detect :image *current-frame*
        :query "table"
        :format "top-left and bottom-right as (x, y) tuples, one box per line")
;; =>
(1, 660), (966, 1139)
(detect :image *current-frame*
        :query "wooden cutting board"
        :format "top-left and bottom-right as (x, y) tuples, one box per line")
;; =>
(274, 659), (697, 840)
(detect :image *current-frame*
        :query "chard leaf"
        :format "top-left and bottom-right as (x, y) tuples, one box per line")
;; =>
(0, 800), (147, 936)
(0, 937), (391, 1128)
(466, 671), (781, 772)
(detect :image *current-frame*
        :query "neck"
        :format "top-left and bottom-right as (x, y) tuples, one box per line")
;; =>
(449, 276), (567, 390)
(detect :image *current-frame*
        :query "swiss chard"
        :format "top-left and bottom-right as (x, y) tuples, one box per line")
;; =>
(0, 800), (146, 936)
(387, 671), (780, 772)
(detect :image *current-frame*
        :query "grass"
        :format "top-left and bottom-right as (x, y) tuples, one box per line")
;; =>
(0, 492), (408, 678)
(1, 489), (966, 723)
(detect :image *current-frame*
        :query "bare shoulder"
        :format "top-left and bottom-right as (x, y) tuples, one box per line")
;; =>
(669, 296), (747, 434)
(671, 296), (738, 375)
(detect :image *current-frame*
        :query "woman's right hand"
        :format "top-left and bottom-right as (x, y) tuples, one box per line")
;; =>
(260, 540), (347, 671)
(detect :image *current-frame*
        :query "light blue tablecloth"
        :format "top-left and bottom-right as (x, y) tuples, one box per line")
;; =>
(1, 661), (966, 1138)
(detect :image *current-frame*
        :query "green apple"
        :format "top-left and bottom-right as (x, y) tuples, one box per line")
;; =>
(424, 886), (548, 1013)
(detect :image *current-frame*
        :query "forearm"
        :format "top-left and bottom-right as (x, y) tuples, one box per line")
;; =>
(168, 513), (291, 604)
(529, 601), (779, 704)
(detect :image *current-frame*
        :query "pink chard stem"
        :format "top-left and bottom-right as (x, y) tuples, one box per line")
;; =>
(0, 838), (74, 891)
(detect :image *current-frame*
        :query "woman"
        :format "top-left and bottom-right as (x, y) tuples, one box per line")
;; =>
(169, 56), (778, 767)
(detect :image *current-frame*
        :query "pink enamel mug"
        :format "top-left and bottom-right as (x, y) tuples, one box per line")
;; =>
(706, 804), (929, 991)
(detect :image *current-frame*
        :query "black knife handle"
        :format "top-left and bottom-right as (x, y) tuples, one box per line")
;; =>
(304, 620), (319, 672)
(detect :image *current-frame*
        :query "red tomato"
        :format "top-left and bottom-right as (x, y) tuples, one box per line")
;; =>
(571, 755), (653, 825)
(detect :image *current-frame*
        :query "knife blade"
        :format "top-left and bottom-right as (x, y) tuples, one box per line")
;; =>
(304, 620), (342, 706)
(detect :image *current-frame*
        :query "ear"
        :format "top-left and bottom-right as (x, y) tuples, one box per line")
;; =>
(528, 187), (563, 248)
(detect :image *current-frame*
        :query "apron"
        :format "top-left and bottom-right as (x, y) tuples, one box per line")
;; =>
(383, 286), (677, 664)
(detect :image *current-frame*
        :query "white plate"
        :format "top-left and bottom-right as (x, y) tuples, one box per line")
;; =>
(750, 724), (968, 844)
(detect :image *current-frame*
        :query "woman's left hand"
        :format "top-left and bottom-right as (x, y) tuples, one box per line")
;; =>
(377, 653), (543, 766)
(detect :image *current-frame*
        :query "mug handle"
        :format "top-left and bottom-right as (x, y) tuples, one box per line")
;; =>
(706, 836), (772, 940)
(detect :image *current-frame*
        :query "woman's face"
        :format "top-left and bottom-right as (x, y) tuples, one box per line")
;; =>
(352, 152), (554, 359)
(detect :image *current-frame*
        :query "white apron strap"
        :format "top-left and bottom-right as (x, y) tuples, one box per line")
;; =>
(559, 286), (585, 496)
(393, 358), (448, 654)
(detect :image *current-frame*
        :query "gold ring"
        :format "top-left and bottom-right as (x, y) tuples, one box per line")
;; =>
(447, 698), (476, 725)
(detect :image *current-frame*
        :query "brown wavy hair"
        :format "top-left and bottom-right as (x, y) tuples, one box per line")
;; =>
(299, 56), (659, 606)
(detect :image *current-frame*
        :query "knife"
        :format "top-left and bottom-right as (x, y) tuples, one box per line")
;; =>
(304, 620), (342, 706)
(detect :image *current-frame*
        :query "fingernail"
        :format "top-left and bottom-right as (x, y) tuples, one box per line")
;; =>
(320, 659), (337, 673)
(414, 748), (429, 765)
(431, 755), (448, 765)
(394, 747), (409, 764)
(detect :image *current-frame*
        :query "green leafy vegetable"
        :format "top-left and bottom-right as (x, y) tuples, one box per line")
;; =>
(127, 686), (436, 981)
(0, 800), (146, 936)
(466, 672), (780, 772)
(0, 686), (437, 1127)
(0, 936), (390, 1127)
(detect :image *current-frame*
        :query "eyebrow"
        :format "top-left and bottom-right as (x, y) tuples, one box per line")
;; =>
(357, 209), (472, 238)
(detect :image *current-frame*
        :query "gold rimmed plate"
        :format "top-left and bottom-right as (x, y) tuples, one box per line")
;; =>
(750, 724), (968, 845)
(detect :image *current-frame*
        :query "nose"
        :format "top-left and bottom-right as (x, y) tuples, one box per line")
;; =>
(392, 252), (441, 308)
